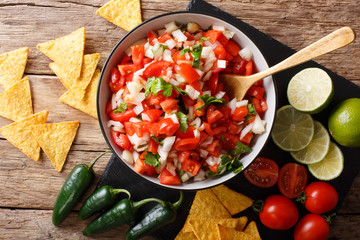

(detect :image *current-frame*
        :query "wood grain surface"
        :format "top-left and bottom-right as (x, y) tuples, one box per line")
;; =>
(0, 0), (359, 239)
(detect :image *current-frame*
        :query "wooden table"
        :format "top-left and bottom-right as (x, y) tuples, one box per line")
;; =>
(0, 0), (359, 239)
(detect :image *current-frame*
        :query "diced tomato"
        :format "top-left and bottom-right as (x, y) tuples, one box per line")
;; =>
(109, 109), (136, 123)
(232, 58), (247, 75)
(120, 55), (132, 65)
(142, 57), (153, 65)
(111, 67), (121, 84)
(173, 50), (193, 61)
(143, 109), (163, 122)
(208, 72), (219, 96)
(254, 79), (263, 86)
(106, 100), (113, 114)
(148, 138), (158, 154)
(225, 51), (234, 62)
(199, 131), (209, 145)
(228, 121), (240, 135)
(208, 164), (219, 173)
(247, 86), (265, 99)
(143, 61), (172, 78)
(183, 32), (195, 41)
(221, 133), (240, 152)
(109, 68), (125, 93)
(207, 105), (223, 124)
(147, 31), (158, 45)
(203, 122), (215, 136)
(194, 100), (205, 117)
(146, 94), (165, 105)
(177, 63), (200, 84)
(181, 158), (201, 176)
(134, 158), (156, 176)
(213, 45), (227, 60)
(231, 106), (248, 121)
(216, 107), (231, 124)
(190, 80), (203, 95)
(111, 131), (132, 150)
(157, 118), (180, 136)
(203, 30), (223, 44)
(225, 40), (241, 56)
(160, 98), (179, 113)
(148, 123), (159, 137)
(217, 34), (229, 46)
(173, 138), (200, 151)
(246, 115), (256, 124)
(240, 132), (254, 146)
(205, 140), (221, 157)
(117, 64), (141, 76)
(158, 32), (173, 43)
(245, 60), (253, 76)
(182, 95), (197, 106)
(159, 168), (181, 185)
(253, 97), (268, 114)
(132, 122), (150, 137)
(124, 122), (135, 136)
(178, 151), (200, 163)
(176, 125), (196, 139)
(131, 45), (145, 66)
(213, 126), (227, 135)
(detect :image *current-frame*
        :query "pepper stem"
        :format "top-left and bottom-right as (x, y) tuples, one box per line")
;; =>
(87, 150), (112, 169)
(132, 198), (166, 210)
(172, 191), (183, 210)
(111, 188), (131, 199)
(252, 200), (265, 213)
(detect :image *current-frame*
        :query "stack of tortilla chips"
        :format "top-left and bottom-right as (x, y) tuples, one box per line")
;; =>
(0, 47), (79, 172)
(37, 27), (100, 119)
(176, 185), (262, 240)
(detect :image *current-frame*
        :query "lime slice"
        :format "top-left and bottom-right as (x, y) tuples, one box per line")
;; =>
(271, 105), (314, 151)
(291, 121), (330, 164)
(308, 142), (344, 180)
(287, 68), (333, 114)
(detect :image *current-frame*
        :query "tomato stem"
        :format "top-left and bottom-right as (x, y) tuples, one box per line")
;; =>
(295, 191), (308, 205)
(252, 200), (264, 213)
(322, 213), (336, 225)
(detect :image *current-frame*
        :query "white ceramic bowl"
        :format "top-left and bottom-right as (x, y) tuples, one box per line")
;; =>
(97, 11), (276, 190)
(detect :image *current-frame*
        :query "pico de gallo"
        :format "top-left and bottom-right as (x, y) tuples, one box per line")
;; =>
(106, 21), (268, 185)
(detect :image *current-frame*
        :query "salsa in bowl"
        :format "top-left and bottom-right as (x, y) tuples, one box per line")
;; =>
(97, 12), (276, 190)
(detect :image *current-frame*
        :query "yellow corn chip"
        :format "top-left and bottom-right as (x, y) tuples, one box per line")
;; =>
(30, 121), (79, 172)
(0, 77), (33, 121)
(211, 185), (254, 215)
(50, 53), (100, 99)
(218, 225), (259, 240)
(189, 218), (242, 240)
(96, 0), (142, 32)
(0, 47), (29, 90)
(244, 221), (261, 239)
(0, 111), (49, 161)
(37, 28), (85, 81)
(59, 69), (100, 118)
(174, 230), (198, 240)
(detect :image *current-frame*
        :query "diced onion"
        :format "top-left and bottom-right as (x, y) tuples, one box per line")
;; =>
(184, 40), (195, 48)
(212, 25), (225, 31)
(181, 172), (192, 182)
(191, 117), (201, 129)
(166, 162), (177, 176)
(194, 69), (204, 78)
(222, 30), (235, 39)
(107, 120), (124, 132)
(133, 104), (144, 115)
(203, 52), (216, 72)
(127, 82), (143, 95)
(166, 113), (179, 124)
(169, 78), (179, 86)
(129, 117), (141, 123)
(141, 113), (151, 122)
(162, 136), (176, 152)
(185, 85), (200, 100)
(112, 89), (124, 109)
(133, 68), (145, 82)
(128, 133), (149, 151)
(163, 49), (173, 62)
(194, 169), (206, 181)
(185, 52), (191, 60)
(164, 39), (177, 50)
(193, 129), (200, 138)
(217, 60), (227, 69)
(252, 114), (266, 134)
(206, 156), (216, 166)
(199, 123), (205, 131)
(145, 46), (154, 59)
(240, 122), (254, 140)
(175, 74), (186, 83)
(188, 106), (194, 122)
(165, 21), (178, 34)
(228, 98), (237, 115)
(202, 90), (211, 96)
(187, 22), (200, 33)
(122, 150), (134, 165)
(199, 149), (208, 158)
(172, 29), (187, 42)
(236, 100), (248, 108)
(215, 91), (225, 99)
(201, 46), (212, 59)
(239, 47), (253, 61)
(200, 136), (213, 147)
(193, 32), (203, 41)
(132, 151), (140, 163)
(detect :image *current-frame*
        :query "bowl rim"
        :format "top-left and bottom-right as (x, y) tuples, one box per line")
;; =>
(97, 10), (278, 191)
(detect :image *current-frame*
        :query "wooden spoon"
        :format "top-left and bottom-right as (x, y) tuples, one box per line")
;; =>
(220, 26), (355, 100)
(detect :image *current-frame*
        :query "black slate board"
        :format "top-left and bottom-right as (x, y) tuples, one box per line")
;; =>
(97, 0), (360, 239)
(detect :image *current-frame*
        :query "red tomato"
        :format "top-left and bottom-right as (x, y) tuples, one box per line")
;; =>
(109, 109), (136, 123)
(106, 100), (113, 114)
(207, 105), (223, 124)
(142, 109), (163, 122)
(213, 45), (227, 60)
(134, 158), (155, 176)
(303, 181), (338, 214)
(225, 40), (241, 56)
(146, 93), (165, 105)
(143, 60), (172, 78)
(205, 140), (221, 157)
(253, 97), (268, 114)
(245, 60), (253, 75)
(244, 157), (279, 188)
(147, 31), (157, 45)
(181, 159), (201, 176)
(231, 106), (248, 121)
(231, 58), (247, 75)
(247, 86), (265, 99)
(216, 107), (231, 124)
(148, 138), (158, 154)
(203, 122), (215, 136)
(159, 168), (181, 185)
(160, 98), (179, 113)
(157, 118), (179, 136)
(259, 195), (299, 230)
(228, 121), (240, 135)
(175, 125), (196, 139)
(294, 214), (330, 240)
(178, 151), (200, 163)
(212, 126), (227, 135)
(117, 64), (141, 75)
(132, 122), (149, 137)
(203, 30), (223, 44)
(131, 45), (145, 66)
(173, 138), (200, 151)
(208, 72), (219, 96)
(177, 63), (200, 84)
(278, 163), (308, 199)
(182, 95), (197, 106)
(111, 131), (132, 150)
(221, 133), (239, 152)
(208, 164), (219, 173)
(194, 101), (205, 117)
(120, 55), (132, 65)
(217, 34), (229, 46)
(158, 32), (173, 43)
(109, 68), (124, 93)
(239, 132), (253, 146)
(124, 122), (135, 136)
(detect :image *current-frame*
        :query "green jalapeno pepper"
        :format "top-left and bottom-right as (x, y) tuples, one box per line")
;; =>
(78, 185), (131, 220)
(82, 197), (165, 236)
(52, 150), (111, 226)
(126, 191), (183, 240)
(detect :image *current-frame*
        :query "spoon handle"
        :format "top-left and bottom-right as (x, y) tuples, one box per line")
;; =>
(253, 26), (355, 80)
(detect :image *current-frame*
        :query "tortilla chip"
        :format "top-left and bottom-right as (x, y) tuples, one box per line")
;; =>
(244, 221), (261, 239)
(0, 47), (29, 90)
(0, 77), (33, 121)
(0, 111), (49, 161)
(211, 185), (254, 215)
(96, 0), (142, 32)
(174, 230), (198, 240)
(50, 53), (100, 99)
(30, 121), (79, 171)
(217, 225), (259, 240)
(189, 218), (243, 240)
(59, 69), (99, 118)
(37, 28), (85, 81)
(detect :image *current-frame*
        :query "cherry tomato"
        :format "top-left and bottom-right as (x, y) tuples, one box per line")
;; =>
(244, 157), (279, 188)
(259, 195), (299, 230)
(278, 163), (307, 199)
(304, 181), (338, 214)
(294, 214), (330, 240)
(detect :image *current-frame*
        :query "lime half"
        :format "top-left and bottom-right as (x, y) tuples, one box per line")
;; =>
(287, 68), (333, 114)
(291, 121), (330, 164)
(271, 105), (314, 151)
(308, 142), (344, 180)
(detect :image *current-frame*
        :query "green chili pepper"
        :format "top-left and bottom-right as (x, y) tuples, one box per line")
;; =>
(82, 197), (165, 236)
(126, 191), (184, 240)
(52, 150), (111, 226)
(78, 185), (131, 220)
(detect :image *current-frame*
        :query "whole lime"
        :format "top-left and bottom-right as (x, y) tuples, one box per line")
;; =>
(328, 98), (360, 147)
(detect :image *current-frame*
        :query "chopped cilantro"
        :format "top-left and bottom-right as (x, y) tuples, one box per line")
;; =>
(247, 103), (256, 115)
(180, 48), (190, 56)
(113, 102), (128, 113)
(199, 37), (210, 43)
(209, 154), (244, 177)
(204, 24), (213, 32)
(229, 141), (252, 156)
(145, 77), (187, 98)
(144, 151), (160, 167)
(196, 94), (226, 110)
(176, 111), (188, 133)
(190, 43), (203, 69)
